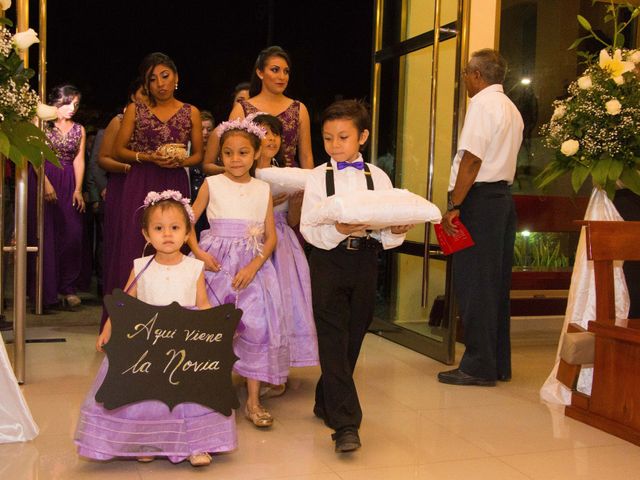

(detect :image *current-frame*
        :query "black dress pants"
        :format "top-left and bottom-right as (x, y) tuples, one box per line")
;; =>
(454, 182), (517, 380)
(309, 246), (378, 432)
(613, 188), (640, 318)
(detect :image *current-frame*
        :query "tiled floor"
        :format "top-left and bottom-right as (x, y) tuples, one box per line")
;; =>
(1, 308), (639, 479)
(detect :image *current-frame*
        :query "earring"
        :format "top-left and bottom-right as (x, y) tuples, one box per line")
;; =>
(175, 83), (178, 91)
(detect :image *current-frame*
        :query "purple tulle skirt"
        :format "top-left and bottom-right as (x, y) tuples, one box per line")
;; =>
(199, 219), (290, 385)
(273, 212), (318, 367)
(74, 358), (237, 462)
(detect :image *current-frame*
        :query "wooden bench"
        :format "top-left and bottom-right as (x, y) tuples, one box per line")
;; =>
(558, 220), (640, 445)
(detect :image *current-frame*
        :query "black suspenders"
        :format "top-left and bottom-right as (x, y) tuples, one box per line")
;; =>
(325, 160), (374, 197)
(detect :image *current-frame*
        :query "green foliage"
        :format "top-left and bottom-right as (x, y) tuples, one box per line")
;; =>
(513, 233), (570, 269)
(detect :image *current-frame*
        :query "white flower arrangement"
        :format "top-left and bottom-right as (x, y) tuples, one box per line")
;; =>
(537, 2), (640, 198)
(0, 2), (57, 168)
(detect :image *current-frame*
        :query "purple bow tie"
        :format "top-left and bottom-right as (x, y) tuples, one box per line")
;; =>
(336, 161), (365, 170)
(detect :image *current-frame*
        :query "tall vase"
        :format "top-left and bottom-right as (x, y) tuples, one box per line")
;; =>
(540, 187), (630, 405)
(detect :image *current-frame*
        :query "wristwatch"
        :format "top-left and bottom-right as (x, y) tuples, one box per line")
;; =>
(447, 199), (462, 211)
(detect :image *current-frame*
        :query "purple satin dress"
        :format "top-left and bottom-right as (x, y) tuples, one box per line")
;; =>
(240, 99), (301, 167)
(107, 103), (191, 308)
(199, 220), (290, 385)
(27, 122), (83, 306)
(272, 211), (318, 367)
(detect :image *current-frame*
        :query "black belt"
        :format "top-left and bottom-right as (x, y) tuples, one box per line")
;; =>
(337, 236), (381, 251)
(472, 180), (509, 187)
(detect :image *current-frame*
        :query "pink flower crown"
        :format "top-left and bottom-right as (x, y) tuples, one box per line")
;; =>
(215, 117), (267, 139)
(142, 190), (195, 224)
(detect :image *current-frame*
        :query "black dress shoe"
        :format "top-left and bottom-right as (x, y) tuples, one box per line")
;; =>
(438, 368), (496, 386)
(332, 428), (361, 453)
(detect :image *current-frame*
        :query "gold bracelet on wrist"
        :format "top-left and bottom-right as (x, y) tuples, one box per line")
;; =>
(135, 152), (142, 163)
(123, 164), (131, 174)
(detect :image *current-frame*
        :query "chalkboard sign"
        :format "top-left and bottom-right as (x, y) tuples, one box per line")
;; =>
(96, 289), (241, 415)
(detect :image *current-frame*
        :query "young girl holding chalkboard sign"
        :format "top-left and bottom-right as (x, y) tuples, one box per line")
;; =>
(189, 117), (289, 428)
(74, 192), (236, 467)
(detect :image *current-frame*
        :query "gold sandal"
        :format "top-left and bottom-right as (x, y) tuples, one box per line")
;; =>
(259, 383), (287, 399)
(244, 404), (274, 428)
(189, 452), (212, 467)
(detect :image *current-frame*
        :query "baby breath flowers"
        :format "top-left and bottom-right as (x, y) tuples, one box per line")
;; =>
(537, 3), (640, 198)
(0, 5), (56, 168)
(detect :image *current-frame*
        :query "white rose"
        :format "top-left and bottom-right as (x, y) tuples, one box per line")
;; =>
(552, 105), (566, 120)
(605, 99), (622, 115)
(577, 75), (592, 89)
(0, 0), (11, 11)
(560, 139), (579, 156)
(12, 29), (40, 50)
(36, 103), (58, 121)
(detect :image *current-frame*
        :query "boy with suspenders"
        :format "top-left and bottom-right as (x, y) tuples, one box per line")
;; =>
(301, 100), (413, 452)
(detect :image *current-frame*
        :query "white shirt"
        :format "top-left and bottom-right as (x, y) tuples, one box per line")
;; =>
(448, 84), (524, 190)
(205, 174), (270, 222)
(301, 154), (406, 250)
(133, 255), (204, 307)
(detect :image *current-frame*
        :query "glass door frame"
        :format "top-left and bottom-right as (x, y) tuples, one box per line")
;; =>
(368, 0), (470, 364)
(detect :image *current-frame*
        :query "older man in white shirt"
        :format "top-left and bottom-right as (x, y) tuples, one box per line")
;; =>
(438, 49), (523, 387)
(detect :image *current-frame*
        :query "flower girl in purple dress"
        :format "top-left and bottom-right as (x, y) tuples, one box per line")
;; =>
(253, 114), (318, 376)
(75, 191), (236, 467)
(189, 118), (289, 428)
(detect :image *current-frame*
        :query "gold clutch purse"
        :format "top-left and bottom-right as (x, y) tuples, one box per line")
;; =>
(156, 143), (188, 159)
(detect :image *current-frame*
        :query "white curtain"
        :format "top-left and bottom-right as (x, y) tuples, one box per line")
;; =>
(0, 334), (38, 443)
(540, 188), (630, 405)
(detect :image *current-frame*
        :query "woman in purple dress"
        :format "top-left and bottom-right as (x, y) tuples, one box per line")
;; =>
(97, 81), (147, 331)
(110, 52), (203, 300)
(27, 85), (86, 308)
(203, 46), (313, 172)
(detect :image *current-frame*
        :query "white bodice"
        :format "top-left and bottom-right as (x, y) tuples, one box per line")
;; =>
(206, 175), (270, 222)
(133, 255), (204, 307)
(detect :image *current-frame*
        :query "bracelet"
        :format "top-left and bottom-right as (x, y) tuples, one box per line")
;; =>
(135, 152), (142, 163)
(123, 164), (131, 174)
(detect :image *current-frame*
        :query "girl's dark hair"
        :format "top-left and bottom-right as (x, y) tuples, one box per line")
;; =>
(48, 84), (81, 108)
(219, 129), (261, 152)
(232, 81), (250, 106)
(138, 52), (178, 106)
(249, 46), (291, 97)
(126, 77), (143, 106)
(253, 114), (284, 166)
(141, 199), (192, 234)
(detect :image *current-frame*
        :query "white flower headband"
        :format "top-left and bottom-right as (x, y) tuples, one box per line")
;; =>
(143, 190), (195, 224)
(215, 117), (267, 139)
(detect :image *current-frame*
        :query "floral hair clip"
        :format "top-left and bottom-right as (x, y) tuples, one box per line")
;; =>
(214, 117), (267, 139)
(142, 190), (195, 223)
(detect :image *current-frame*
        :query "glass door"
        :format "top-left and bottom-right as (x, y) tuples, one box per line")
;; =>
(369, 0), (467, 363)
